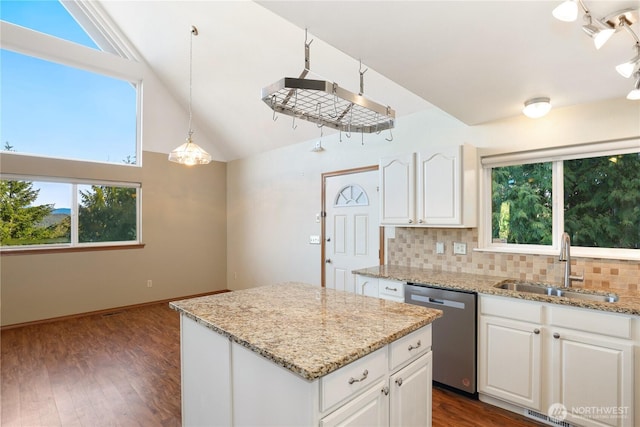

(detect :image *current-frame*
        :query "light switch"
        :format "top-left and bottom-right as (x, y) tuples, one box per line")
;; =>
(309, 235), (321, 244)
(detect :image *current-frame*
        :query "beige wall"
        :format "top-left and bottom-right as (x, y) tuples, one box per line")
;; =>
(226, 98), (640, 291)
(1, 151), (227, 326)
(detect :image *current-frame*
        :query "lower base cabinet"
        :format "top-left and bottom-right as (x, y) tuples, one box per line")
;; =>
(181, 315), (433, 426)
(478, 295), (635, 427)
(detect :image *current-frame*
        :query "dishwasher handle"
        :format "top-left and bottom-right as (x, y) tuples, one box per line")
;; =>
(408, 294), (466, 309)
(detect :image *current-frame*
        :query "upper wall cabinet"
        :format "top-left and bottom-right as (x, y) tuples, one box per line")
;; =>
(380, 144), (477, 227)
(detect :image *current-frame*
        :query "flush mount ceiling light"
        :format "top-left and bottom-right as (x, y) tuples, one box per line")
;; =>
(522, 97), (552, 119)
(168, 25), (212, 166)
(627, 72), (640, 100)
(261, 30), (395, 138)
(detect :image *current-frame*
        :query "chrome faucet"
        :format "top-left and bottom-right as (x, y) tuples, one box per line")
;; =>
(559, 232), (584, 288)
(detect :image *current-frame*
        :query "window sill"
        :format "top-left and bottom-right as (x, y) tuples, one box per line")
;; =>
(0, 243), (145, 256)
(474, 246), (640, 262)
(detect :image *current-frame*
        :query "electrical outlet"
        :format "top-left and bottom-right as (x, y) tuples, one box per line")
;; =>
(453, 242), (467, 255)
(147, 280), (153, 288)
(309, 235), (321, 244)
(436, 242), (445, 254)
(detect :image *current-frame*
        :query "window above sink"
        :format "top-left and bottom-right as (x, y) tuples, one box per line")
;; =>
(478, 138), (640, 261)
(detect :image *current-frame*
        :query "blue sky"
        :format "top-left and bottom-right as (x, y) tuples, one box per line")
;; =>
(1, 0), (137, 208)
(1, 0), (136, 164)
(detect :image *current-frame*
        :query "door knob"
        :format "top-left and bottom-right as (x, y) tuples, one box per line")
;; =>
(325, 259), (332, 264)
(326, 237), (331, 242)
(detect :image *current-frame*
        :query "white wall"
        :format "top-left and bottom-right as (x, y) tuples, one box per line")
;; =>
(226, 98), (640, 290)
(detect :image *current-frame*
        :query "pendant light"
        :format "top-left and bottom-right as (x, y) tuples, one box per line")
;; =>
(168, 25), (212, 166)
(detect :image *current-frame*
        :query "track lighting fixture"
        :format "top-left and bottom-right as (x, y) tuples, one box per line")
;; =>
(552, 3), (640, 100)
(627, 72), (640, 100)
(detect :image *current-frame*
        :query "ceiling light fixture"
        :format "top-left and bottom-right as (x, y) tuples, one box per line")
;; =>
(522, 97), (552, 118)
(552, 3), (640, 99)
(552, 0), (579, 22)
(627, 72), (640, 100)
(168, 25), (212, 166)
(261, 30), (395, 137)
(616, 43), (640, 78)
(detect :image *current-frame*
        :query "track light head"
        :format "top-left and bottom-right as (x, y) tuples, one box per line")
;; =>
(627, 72), (640, 100)
(552, 0), (579, 22)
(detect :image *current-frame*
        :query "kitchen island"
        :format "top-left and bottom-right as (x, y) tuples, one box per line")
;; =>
(170, 282), (442, 426)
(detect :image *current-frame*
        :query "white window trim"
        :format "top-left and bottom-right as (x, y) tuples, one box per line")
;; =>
(0, 174), (142, 251)
(0, 20), (143, 167)
(477, 137), (640, 261)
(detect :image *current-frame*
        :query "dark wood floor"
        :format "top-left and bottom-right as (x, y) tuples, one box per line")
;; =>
(1, 302), (543, 426)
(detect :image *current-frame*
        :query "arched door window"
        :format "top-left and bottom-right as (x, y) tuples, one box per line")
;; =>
(334, 184), (369, 207)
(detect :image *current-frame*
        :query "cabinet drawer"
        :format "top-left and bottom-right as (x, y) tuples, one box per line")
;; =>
(480, 295), (542, 324)
(379, 279), (404, 299)
(548, 305), (632, 339)
(320, 347), (387, 412)
(389, 325), (432, 371)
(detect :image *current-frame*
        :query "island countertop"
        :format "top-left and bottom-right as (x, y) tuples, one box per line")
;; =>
(170, 282), (442, 381)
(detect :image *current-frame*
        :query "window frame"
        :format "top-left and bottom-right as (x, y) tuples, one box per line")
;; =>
(0, 19), (144, 166)
(0, 174), (142, 252)
(479, 138), (640, 261)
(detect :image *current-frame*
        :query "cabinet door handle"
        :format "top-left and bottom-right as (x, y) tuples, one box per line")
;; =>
(381, 386), (390, 396)
(385, 286), (398, 292)
(396, 378), (403, 387)
(533, 329), (540, 335)
(348, 369), (369, 385)
(553, 332), (560, 339)
(408, 219), (413, 224)
(408, 340), (422, 351)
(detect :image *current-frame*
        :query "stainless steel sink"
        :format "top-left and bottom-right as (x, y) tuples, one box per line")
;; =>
(494, 281), (618, 303)
(556, 289), (619, 303)
(495, 281), (558, 295)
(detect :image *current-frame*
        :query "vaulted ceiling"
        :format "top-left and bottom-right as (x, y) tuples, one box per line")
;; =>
(98, 1), (640, 161)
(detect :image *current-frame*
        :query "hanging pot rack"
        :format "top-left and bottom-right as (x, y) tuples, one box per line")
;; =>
(261, 30), (395, 134)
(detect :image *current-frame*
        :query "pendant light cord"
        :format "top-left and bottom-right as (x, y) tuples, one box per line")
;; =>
(188, 26), (198, 139)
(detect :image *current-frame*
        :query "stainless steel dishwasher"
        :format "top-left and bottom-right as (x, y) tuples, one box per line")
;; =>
(405, 283), (477, 397)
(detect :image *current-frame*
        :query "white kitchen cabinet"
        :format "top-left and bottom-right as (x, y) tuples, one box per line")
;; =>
(378, 278), (404, 302)
(320, 379), (389, 427)
(389, 351), (433, 427)
(548, 305), (634, 427)
(181, 314), (433, 427)
(478, 314), (542, 411)
(379, 144), (477, 227)
(355, 274), (379, 298)
(380, 153), (415, 225)
(478, 295), (635, 427)
(355, 274), (404, 302)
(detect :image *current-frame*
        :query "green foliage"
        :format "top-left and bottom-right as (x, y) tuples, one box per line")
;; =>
(78, 185), (137, 243)
(491, 163), (553, 245)
(0, 180), (68, 245)
(564, 154), (640, 249)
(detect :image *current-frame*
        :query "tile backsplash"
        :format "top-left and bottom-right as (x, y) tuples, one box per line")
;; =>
(386, 227), (639, 292)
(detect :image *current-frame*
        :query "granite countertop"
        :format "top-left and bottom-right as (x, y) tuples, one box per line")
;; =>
(353, 265), (640, 316)
(170, 282), (442, 381)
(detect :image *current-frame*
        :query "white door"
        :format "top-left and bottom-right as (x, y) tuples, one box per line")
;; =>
(324, 169), (380, 292)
